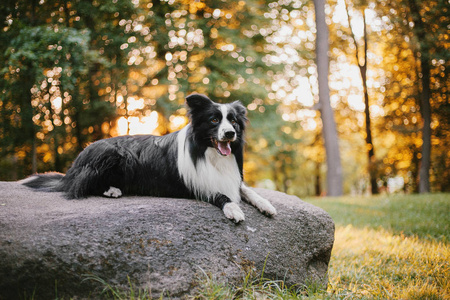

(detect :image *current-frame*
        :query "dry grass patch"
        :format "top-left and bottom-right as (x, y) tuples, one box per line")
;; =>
(328, 225), (449, 299)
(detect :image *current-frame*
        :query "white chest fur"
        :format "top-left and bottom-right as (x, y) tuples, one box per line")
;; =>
(177, 126), (242, 203)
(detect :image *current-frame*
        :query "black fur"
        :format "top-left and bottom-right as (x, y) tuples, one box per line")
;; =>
(22, 94), (248, 208)
(56, 133), (191, 199)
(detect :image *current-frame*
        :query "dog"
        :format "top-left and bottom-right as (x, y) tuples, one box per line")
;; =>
(21, 94), (277, 222)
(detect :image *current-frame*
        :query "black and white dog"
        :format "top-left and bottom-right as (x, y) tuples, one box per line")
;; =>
(22, 94), (276, 222)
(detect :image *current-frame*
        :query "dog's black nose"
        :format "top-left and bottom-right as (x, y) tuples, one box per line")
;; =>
(225, 131), (235, 139)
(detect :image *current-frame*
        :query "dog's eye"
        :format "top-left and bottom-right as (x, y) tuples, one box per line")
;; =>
(211, 118), (219, 124)
(231, 119), (237, 125)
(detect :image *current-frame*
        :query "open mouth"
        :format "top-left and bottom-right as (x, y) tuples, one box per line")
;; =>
(211, 138), (232, 156)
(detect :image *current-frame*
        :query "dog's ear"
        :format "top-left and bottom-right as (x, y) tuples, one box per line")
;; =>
(231, 101), (247, 117)
(185, 94), (213, 111)
(231, 101), (248, 127)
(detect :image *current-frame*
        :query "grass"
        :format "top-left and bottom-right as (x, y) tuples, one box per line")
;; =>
(306, 193), (450, 299)
(66, 193), (450, 299)
(189, 271), (325, 300)
(307, 193), (450, 242)
(82, 275), (161, 300)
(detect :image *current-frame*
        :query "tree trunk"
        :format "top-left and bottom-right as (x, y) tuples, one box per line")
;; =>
(272, 163), (280, 192)
(47, 92), (61, 172)
(280, 158), (289, 194)
(32, 137), (37, 174)
(417, 55), (431, 193)
(344, 4), (378, 194)
(314, 0), (343, 196)
(408, 0), (431, 193)
(361, 11), (378, 195)
(315, 161), (321, 196)
(411, 147), (420, 193)
(22, 71), (37, 174)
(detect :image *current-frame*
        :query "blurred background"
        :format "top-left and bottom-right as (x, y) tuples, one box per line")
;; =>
(0, 0), (448, 197)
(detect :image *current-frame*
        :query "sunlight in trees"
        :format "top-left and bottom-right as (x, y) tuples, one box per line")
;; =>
(0, 0), (448, 195)
(116, 112), (160, 137)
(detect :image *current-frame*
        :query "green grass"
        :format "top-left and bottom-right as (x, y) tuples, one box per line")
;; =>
(82, 275), (161, 300)
(71, 193), (450, 299)
(306, 193), (450, 242)
(306, 193), (450, 299)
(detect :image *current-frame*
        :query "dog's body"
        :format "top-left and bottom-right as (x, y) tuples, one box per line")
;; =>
(21, 94), (276, 222)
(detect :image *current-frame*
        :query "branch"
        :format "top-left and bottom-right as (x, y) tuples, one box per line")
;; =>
(343, 0), (364, 68)
(363, 9), (367, 69)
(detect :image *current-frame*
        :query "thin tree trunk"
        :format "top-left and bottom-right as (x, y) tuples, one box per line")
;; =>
(344, 3), (378, 194)
(411, 147), (420, 193)
(417, 57), (431, 193)
(11, 154), (18, 180)
(50, 110), (61, 172)
(361, 11), (378, 195)
(23, 73), (37, 174)
(272, 163), (280, 192)
(315, 161), (321, 196)
(280, 158), (289, 194)
(28, 0), (39, 174)
(72, 85), (84, 154)
(32, 137), (37, 174)
(46, 84), (62, 172)
(408, 0), (431, 193)
(314, 0), (343, 196)
(313, 133), (322, 196)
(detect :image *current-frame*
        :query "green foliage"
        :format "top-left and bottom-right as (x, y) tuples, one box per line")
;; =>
(0, 0), (287, 180)
(5, 26), (90, 81)
(0, 0), (140, 177)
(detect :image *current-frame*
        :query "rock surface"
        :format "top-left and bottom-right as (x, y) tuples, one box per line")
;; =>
(0, 181), (334, 299)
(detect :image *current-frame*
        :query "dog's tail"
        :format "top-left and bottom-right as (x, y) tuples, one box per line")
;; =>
(20, 172), (64, 192)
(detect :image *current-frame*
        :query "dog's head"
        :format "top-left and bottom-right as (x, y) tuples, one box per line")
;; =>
(186, 93), (247, 156)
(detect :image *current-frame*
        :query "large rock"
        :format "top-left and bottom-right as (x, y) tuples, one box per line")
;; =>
(0, 181), (334, 299)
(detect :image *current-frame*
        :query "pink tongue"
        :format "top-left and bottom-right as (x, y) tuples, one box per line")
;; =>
(218, 141), (231, 156)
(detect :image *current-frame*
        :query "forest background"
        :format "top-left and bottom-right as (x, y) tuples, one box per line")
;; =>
(0, 0), (448, 197)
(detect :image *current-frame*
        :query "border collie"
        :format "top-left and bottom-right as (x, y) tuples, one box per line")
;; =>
(21, 94), (277, 222)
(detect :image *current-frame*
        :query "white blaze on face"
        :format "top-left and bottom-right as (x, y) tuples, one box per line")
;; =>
(218, 105), (235, 141)
(214, 104), (236, 156)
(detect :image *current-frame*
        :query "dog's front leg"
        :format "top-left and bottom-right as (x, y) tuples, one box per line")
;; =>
(240, 184), (277, 217)
(211, 194), (245, 223)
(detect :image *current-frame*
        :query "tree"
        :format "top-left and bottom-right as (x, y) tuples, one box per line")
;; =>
(407, 0), (431, 193)
(313, 0), (343, 196)
(344, 1), (378, 194)
(375, 0), (449, 192)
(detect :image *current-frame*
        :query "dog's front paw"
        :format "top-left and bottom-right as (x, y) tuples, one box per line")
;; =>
(103, 186), (122, 198)
(259, 202), (277, 217)
(223, 203), (245, 223)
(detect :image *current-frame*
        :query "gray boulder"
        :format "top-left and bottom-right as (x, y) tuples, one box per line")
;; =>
(0, 181), (334, 299)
